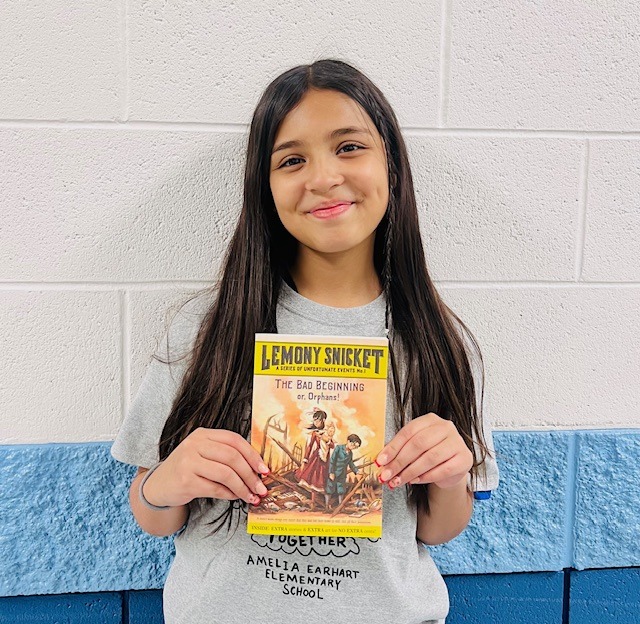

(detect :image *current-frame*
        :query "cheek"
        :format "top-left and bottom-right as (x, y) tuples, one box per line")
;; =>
(270, 179), (300, 217)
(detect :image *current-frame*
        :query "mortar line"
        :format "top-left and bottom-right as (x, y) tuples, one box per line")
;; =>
(0, 118), (639, 140)
(122, 0), (130, 123)
(437, 0), (452, 128)
(121, 290), (131, 426)
(575, 140), (590, 281)
(563, 432), (579, 568)
(1, 280), (640, 291)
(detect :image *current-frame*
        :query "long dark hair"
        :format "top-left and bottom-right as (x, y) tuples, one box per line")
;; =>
(156, 58), (492, 534)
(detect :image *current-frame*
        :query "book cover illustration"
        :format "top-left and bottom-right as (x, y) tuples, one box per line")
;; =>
(247, 333), (388, 539)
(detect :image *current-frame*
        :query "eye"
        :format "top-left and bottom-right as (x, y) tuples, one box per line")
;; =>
(338, 143), (364, 154)
(279, 156), (304, 169)
(277, 143), (365, 169)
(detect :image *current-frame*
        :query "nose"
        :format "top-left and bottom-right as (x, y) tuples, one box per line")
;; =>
(304, 156), (344, 193)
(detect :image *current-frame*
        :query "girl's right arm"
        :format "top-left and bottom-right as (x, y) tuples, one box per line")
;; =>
(128, 427), (270, 537)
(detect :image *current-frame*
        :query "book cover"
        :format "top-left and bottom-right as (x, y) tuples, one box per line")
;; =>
(247, 333), (389, 539)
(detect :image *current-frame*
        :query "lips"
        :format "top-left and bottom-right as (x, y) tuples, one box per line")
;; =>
(309, 202), (354, 219)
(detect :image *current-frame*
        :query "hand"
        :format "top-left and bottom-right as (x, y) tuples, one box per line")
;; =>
(329, 473), (335, 481)
(375, 413), (473, 490)
(143, 428), (270, 507)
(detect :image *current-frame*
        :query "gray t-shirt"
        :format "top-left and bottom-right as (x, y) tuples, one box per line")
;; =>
(111, 282), (499, 624)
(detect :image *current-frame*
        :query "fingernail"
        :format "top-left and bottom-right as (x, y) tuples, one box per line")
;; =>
(377, 454), (388, 466)
(256, 482), (268, 496)
(389, 477), (401, 488)
(380, 470), (391, 482)
(258, 463), (270, 474)
(249, 495), (261, 505)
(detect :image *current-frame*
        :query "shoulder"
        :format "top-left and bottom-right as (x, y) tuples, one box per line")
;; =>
(155, 287), (216, 361)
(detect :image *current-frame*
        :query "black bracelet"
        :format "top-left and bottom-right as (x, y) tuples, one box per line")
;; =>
(138, 461), (172, 511)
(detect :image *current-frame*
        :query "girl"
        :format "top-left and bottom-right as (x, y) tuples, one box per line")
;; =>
(111, 58), (499, 624)
(296, 412), (335, 507)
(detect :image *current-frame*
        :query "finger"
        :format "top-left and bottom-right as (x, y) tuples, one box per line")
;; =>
(199, 441), (268, 497)
(201, 429), (270, 475)
(375, 414), (436, 467)
(196, 457), (260, 505)
(388, 438), (457, 487)
(410, 456), (469, 488)
(192, 474), (238, 501)
(378, 424), (449, 484)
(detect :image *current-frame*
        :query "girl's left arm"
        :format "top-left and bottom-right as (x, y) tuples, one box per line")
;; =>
(375, 413), (474, 545)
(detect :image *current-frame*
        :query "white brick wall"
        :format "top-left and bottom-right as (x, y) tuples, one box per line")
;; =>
(1, 1), (638, 442)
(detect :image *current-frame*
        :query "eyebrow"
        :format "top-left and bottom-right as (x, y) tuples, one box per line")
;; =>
(271, 126), (371, 156)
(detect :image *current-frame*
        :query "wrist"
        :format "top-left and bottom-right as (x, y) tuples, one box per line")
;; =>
(432, 471), (471, 492)
(139, 462), (172, 511)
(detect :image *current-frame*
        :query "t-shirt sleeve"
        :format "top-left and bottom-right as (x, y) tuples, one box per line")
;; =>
(110, 294), (209, 469)
(467, 337), (500, 495)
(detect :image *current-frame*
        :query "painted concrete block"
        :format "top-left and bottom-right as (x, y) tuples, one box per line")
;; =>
(0, 129), (241, 283)
(407, 136), (582, 282)
(0, 291), (121, 444)
(127, 1), (440, 126)
(0, 444), (174, 596)
(574, 431), (640, 569)
(440, 288), (640, 429)
(0, 592), (121, 624)
(582, 141), (640, 281)
(0, 1), (121, 120)
(444, 571), (564, 624)
(570, 568), (640, 624)
(128, 590), (164, 624)
(431, 432), (569, 574)
(449, 2), (640, 130)
(2, 430), (637, 597)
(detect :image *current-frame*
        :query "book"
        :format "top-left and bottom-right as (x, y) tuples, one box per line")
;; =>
(247, 333), (389, 539)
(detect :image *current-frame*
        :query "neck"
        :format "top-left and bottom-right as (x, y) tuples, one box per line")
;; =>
(290, 243), (382, 308)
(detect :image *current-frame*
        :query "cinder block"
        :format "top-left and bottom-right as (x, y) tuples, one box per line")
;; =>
(440, 288), (640, 429)
(0, 291), (120, 443)
(582, 140), (640, 281)
(0, 1), (121, 119)
(444, 571), (564, 624)
(0, 592), (121, 624)
(570, 568), (640, 624)
(127, 1), (440, 125)
(407, 136), (582, 282)
(574, 432), (640, 569)
(0, 444), (174, 597)
(431, 432), (569, 574)
(128, 590), (164, 624)
(0, 129), (242, 282)
(448, 2), (640, 130)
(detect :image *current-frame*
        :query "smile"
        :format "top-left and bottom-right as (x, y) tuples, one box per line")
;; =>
(308, 202), (354, 220)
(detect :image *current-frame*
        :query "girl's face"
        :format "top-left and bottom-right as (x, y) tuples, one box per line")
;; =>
(269, 88), (390, 259)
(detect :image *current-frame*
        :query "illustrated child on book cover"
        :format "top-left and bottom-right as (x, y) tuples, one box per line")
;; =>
(325, 433), (361, 509)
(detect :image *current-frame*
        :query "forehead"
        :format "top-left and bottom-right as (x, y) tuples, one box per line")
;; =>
(272, 89), (380, 147)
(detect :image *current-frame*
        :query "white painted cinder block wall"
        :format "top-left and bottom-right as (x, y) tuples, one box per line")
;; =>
(1, 1), (638, 443)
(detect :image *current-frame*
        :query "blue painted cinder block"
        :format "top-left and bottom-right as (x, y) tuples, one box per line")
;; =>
(431, 432), (569, 574)
(574, 431), (640, 569)
(128, 589), (164, 624)
(0, 592), (121, 624)
(444, 571), (564, 624)
(570, 568), (640, 624)
(0, 444), (174, 596)
(1, 431), (639, 597)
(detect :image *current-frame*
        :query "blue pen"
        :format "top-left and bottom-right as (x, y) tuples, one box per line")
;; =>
(473, 491), (492, 500)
